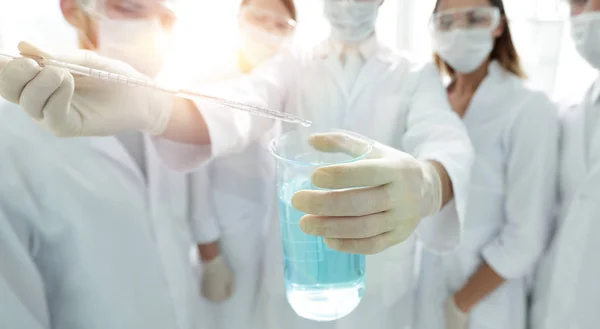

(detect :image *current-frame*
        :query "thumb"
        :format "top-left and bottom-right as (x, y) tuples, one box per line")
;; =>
(17, 41), (50, 60)
(18, 41), (109, 71)
(308, 130), (376, 158)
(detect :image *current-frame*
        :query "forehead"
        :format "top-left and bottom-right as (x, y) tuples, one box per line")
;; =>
(437, 0), (492, 11)
(244, 0), (292, 17)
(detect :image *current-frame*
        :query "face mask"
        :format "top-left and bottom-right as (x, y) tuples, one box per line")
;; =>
(324, 0), (381, 43)
(96, 18), (169, 78)
(571, 11), (600, 70)
(433, 28), (494, 74)
(238, 19), (287, 68)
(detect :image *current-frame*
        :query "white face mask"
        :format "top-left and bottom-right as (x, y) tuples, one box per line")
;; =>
(571, 11), (600, 70)
(324, 0), (381, 43)
(96, 18), (169, 78)
(238, 19), (287, 68)
(433, 28), (494, 74)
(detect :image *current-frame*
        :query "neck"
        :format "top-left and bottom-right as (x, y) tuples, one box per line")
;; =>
(237, 50), (254, 74)
(452, 60), (490, 94)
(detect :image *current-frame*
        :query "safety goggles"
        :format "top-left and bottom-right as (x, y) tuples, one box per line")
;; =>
(430, 7), (501, 32)
(239, 5), (296, 37)
(79, 0), (178, 21)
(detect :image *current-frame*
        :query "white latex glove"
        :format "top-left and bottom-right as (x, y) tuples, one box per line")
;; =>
(292, 131), (443, 255)
(0, 42), (174, 137)
(202, 256), (234, 302)
(444, 297), (469, 329)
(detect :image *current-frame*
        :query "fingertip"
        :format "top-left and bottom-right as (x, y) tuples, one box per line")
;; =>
(308, 133), (339, 153)
(290, 190), (310, 212)
(311, 168), (335, 189)
(323, 237), (343, 251)
(18, 41), (50, 60)
(298, 215), (312, 234)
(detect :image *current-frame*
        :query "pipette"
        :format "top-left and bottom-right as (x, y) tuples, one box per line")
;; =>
(0, 52), (312, 127)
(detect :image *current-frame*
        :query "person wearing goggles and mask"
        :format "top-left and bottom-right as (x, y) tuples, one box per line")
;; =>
(412, 1), (559, 329)
(0, 1), (206, 329)
(191, 1), (296, 329)
(530, 1), (600, 328)
(0, 1), (474, 328)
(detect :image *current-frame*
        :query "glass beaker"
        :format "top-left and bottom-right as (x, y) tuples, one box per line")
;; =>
(268, 129), (373, 322)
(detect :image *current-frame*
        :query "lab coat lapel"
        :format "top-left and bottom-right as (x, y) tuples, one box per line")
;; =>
(144, 135), (163, 216)
(347, 46), (389, 106)
(462, 62), (509, 126)
(585, 102), (600, 176)
(89, 136), (146, 185)
(323, 55), (351, 100)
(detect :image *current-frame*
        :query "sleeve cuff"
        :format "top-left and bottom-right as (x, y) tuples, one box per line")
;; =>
(198, 104), (251, 159)
(190, 217), (221, 244)
(416, 200), (461, 253)
(414, 152), (470, 253)
(482, 240), (518, 279)
(481, 240), (529, 280)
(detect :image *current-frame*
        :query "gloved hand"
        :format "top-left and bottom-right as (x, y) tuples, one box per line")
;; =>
(0, 41), (174, 137)
(201, 256), (234, 302)
(292, 131), (443, 255)
(444, 297), (469, 329)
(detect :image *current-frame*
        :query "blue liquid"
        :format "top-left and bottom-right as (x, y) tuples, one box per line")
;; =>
(278, 179), (365, 321)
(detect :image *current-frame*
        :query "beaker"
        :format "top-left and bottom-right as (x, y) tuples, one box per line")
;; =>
(269, 129), (373, 322)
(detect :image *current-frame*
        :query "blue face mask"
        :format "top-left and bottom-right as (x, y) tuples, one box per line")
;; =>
(324, 0), (381, 43)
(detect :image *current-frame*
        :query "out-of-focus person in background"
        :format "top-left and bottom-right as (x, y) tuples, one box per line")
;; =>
(413, 1), (559, 329)
(190, 1), (296, 329)
(0, 0), (206, 328)
(530, 0), (600, 328)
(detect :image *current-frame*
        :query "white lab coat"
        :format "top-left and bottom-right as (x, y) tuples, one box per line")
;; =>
(413, 62), (559, 329)
(0, 101), (203, 329)
(530, 76), (600, 329)
(0, 207), (50, 329)
(154, 36), (473, 329)
(187, 49), (274, 329)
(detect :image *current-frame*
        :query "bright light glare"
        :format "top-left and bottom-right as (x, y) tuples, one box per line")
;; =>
(159, 1), (242, 88)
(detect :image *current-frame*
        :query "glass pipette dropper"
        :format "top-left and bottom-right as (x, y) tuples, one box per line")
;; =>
(0, 52), (313, 127)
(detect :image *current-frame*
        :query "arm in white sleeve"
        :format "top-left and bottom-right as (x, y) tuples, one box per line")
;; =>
(482, 93), (559, 279)
(152, 53), (293, 172)
(0, 209), (50, 329)
(188, 164), (221, 244)
(403, 63), (474, 253)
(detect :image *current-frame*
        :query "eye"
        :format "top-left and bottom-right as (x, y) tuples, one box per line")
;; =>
(439, 16), (453, 30)
(466, 11), (492, 27)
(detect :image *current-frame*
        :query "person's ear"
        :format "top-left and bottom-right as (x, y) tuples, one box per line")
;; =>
(60, 0), (87, 30)
(493, 17), (505, 38)
(61, 0), (97, 50)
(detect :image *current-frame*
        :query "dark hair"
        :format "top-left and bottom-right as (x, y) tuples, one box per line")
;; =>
(433, 0), (526, 78)
(241, 0), (297, 21)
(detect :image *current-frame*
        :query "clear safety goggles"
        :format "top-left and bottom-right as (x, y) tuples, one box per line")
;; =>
(239, 5), (296, 37)
(430, 7), (501, 32)
(79, 0), (178, 21)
